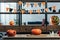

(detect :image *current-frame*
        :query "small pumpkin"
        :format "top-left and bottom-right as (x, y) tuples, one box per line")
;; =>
(7, 29), (16, 37)
(9, 20), (14, 26)
(31, 29), (42, 35)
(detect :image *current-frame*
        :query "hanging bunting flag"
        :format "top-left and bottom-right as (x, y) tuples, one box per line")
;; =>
(34, 3), (38, 7)
(52, 6), (56, 10)
(29, 10), (33, 14)
(9, 8), (13, 12)
(13, 8), (17, 13)
(41, 9), (44, 12)
(45, 8), (48, 12)
(26, 2), (30, 7)
(41, 2), (45, 6)
(31, 4), (34, 7)
(36, 9), (40, 14)
(6, 4), (10, 12)
(21, 9), (25, 14)
(18, 1), (23, 5)
(6, 7), (9, 12)
(38, 3), (41, 7)
(49, 7), (52, 11)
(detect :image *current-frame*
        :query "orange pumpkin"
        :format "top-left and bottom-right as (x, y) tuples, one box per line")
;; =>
(7, 29), (16, 37)
(31, 29), (42, 35)
(9, 20), (14, 26)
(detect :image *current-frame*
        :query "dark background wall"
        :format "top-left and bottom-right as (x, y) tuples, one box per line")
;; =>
(47, 0), (60, 2)
(0, 0), (19, 2)
(0, 0), (45, 2)
(0, 0), (60, 2)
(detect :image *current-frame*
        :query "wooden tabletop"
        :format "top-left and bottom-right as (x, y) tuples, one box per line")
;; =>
(2, 34), (60, 39)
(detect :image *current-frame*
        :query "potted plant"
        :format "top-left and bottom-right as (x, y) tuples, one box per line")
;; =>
(50, 16), (59, 25)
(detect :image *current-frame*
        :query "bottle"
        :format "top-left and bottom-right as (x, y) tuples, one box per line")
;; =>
(51, 31), (54, 36)
(41, 19), (45, 26)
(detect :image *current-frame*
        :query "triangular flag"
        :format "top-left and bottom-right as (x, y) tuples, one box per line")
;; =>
(41, 2), (45, 6)
(36, 9), (40, 14)
(26, 2), (30, 7)
(29, 10), (33, 14)
(34, 3), (38, 7)
(18, 1), (23, 5)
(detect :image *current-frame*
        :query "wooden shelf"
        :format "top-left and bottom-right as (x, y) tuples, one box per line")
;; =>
(46, 12), (60, 14)
(47, 0), (60, 2)
(0, 25), (19, 27)
(0, 0), (19, 2)
(0, 12), (20, 14)
(22, 12), (60, 14)
(22, 0), (45, 2)
(0, 12), (60, 14)
(0, 0), (45, 2)
(0, 12), (46, 14)
(22, 12), (46, 14)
